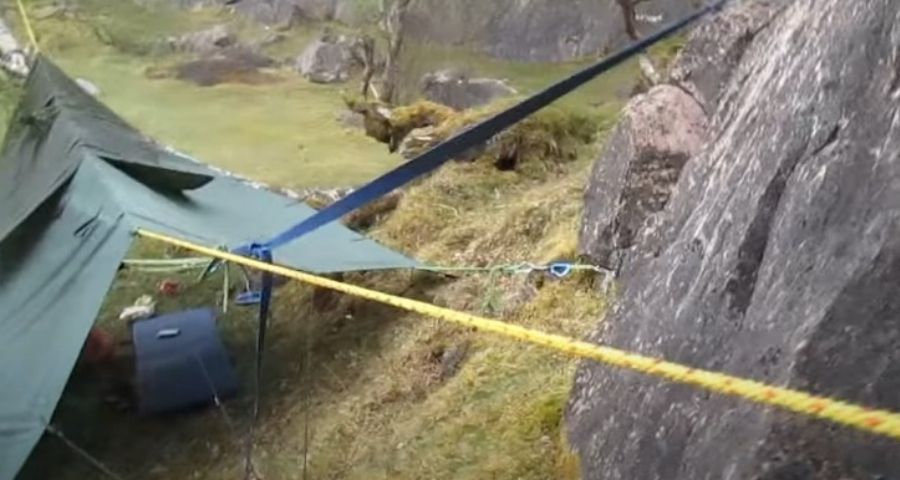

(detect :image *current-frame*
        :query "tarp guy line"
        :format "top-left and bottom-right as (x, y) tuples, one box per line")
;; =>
(137, 228), (900, 443)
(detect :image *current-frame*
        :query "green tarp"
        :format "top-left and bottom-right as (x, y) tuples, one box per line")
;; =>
(0, 57), (415, 479)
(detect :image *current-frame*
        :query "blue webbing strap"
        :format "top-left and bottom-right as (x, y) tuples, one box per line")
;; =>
(256, 0), (727, 251)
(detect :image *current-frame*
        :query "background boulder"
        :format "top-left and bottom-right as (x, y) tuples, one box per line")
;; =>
(405, 0), (699, 62)
(421, 69), (516, 110)
(295, 36), (356, 83)
(568, 0), (900, 479)
(162, 0), (700, 62)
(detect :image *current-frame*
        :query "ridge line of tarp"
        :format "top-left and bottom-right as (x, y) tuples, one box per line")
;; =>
(252, 0), (729, 252)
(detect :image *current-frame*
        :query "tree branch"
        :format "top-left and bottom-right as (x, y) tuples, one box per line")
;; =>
(381, 0), (413, 104)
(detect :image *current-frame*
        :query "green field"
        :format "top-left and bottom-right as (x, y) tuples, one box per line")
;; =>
(9, 0), (638, 189)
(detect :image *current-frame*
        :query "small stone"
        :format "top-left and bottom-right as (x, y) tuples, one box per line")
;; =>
(75, 78), (101, 97)
(439, 341), (470, 380)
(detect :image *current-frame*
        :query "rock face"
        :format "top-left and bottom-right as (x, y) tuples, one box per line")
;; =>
(295, 37), (355, 83)
(233, 0), (303, 26)
(406, 0), (699, 62)
(669, 0), (785, 112)
(179, 0), (363, 25)
(568, 1), (900, 479)
(163, 0), (699, 62)
(421, 69), (517, 110)
(580, 84), (706, 270)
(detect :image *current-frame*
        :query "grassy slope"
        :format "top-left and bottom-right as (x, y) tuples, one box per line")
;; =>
(7, 1), (669, 478)
(282, 161), (609, 480)
(17, 0), (398, 188)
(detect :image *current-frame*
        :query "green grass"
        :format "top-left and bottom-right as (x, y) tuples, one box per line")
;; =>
(56, 52), (401, 188)
(397, 42), (638, 114)
(19, 0), (400, 188)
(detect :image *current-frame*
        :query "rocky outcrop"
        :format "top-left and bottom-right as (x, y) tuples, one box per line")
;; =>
(669, 0), (786, 112)
(580, 84), (707, 270)
(295, 35), (357, 83)
(175, 0), (364, 25)
(163, 0), (698, 62)
(568, 1), (900, 479)
(405, 0), (698, 62)
(421, 69), (516, 110)
(233, 0), (303, 26)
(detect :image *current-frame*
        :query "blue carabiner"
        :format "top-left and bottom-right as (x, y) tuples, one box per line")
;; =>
(549, 262), (572, 279)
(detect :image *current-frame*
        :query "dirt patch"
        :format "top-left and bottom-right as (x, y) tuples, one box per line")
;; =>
(146, 49), (282, 87)
(176, 57), (281, 86)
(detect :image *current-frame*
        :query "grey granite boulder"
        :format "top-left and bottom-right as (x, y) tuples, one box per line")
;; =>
(421, 69), (517, 110)
(295, 37), (354, 83)
(580, 84), (707, 270)
(568, 1), (900, 478)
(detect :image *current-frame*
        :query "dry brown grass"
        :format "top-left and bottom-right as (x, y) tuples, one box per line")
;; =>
(247, 107), (612, 477)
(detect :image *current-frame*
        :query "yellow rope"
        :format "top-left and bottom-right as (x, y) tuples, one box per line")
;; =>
(135, 228), (900, 442)
(21, 0), (893, 446)
(14, 0), (39, 52)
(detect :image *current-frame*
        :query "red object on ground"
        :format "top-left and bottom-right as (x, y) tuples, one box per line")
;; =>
(83, 328), (117, 365)
(159, 279), (180, 296)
